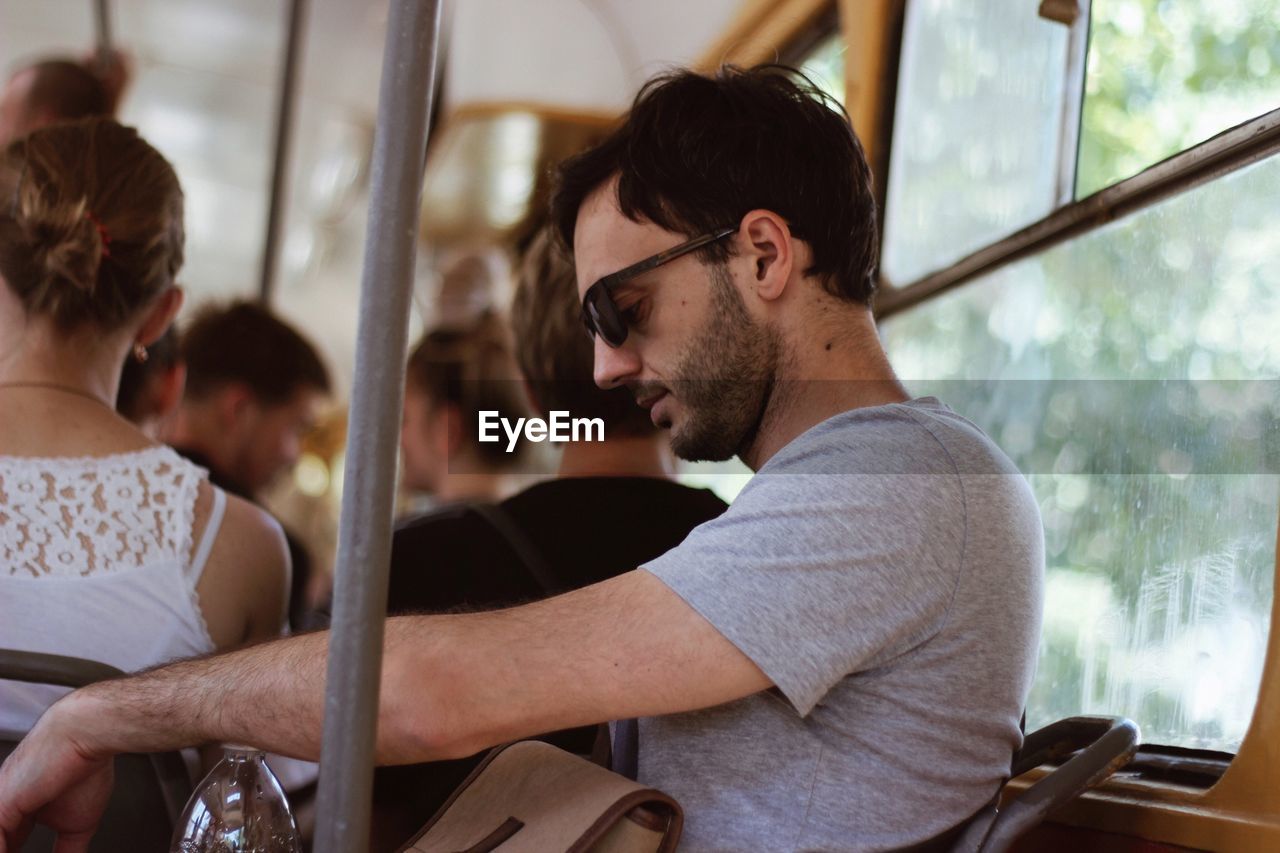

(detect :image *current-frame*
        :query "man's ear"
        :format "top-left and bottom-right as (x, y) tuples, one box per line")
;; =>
(739, 210), (794, 302)
(215, 382), (256, 430)
(155, 363), (187, 422)
(426, 401), (463, 459)
(520, 377), (543, 416)
(136, 286), (184, 346)
(442, 403), (466, 459)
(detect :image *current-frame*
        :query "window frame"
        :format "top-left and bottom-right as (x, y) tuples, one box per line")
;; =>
(876, 101), (1280, 317)
(875, 3), (1280, 319)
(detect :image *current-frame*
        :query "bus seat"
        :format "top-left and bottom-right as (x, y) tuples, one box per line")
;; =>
(0, 649), (192, 853)
(950, 715), (1141, 853)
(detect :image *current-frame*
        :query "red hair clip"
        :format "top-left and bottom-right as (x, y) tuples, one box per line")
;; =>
(85, 210), (112, 258)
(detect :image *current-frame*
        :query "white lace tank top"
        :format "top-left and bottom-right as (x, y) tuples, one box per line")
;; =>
(0, 446), (224, 733)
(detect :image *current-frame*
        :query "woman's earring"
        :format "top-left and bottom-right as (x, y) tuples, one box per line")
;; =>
(133, 343), (149, 363)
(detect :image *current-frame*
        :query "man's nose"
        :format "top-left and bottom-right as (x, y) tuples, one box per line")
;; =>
(592, 336), (642, 389)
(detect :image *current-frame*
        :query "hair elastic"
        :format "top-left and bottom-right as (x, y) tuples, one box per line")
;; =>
(85, 210), (112, 258)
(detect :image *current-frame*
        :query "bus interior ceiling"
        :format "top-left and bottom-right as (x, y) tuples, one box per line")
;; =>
(3, 0), (1280, 851)
(1, 0), (742, 399)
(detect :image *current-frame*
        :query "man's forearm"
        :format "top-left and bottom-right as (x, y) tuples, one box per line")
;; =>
(43, 572), (768, 768)
(61, 631), (332, 761)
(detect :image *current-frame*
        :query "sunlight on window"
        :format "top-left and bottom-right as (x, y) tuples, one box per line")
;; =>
(882, 0), (1069, 287)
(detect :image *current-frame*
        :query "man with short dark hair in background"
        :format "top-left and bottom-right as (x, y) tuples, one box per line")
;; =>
(164, 300), (332, 631)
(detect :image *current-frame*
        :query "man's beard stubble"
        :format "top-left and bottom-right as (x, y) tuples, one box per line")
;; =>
(663, 264), (781, 462)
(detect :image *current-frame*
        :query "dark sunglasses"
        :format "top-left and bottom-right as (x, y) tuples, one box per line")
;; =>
(580, 226), (737, 347)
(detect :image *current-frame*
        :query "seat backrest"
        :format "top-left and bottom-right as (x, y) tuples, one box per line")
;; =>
(950, 715), (1141, 853)
(0, 649), (193, 853)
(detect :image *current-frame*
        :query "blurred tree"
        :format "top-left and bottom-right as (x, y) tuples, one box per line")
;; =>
(1078, 0), (1280, 196)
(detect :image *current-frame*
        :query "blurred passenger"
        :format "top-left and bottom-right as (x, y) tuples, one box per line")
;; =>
(163, 300), (331, 631)
(116, 326), (185, 437)
(0, 52), (130, 145)
(0, 118), (289, 732)
(399, 311), (529, 504)
(371, 230), (727, 850)
(433, 249), (512, 327)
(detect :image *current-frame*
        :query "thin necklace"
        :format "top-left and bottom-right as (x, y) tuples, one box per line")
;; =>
(0, 381), (112, 408)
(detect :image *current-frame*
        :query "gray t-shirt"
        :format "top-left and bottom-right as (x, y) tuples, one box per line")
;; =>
(641, 398), (1044, 852)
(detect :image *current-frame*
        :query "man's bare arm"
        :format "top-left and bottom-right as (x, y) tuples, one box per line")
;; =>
(385, 569), (772, 760)
(57, 569), (764, 761)
(0, 570), (769, 849)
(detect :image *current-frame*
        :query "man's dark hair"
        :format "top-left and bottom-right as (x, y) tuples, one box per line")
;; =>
(181, 300), (331, 404)
(552, 65), (878, 304)
(25, 60), (110, 123)
(510, 228), (655, 437)
(116, 326), (180, 421)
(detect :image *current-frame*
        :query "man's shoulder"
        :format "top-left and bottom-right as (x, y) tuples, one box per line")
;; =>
(393, 503), (488, 550)
(504, 477), (728, 520)
(387, 502), (536, 613)
(763, 398), (1019, 478)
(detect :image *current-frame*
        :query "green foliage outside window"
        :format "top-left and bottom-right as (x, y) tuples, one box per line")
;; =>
(881, 142), (1280, 753)
(1078, 0), (1280, 196)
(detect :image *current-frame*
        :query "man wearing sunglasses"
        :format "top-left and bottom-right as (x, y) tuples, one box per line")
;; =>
(0, 67), (1042, 853)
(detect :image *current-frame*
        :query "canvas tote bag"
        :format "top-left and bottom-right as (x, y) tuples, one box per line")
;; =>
(397, 740), (683, 852)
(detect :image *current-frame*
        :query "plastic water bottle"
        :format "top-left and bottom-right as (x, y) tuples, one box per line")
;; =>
(171, 747), (302, 853)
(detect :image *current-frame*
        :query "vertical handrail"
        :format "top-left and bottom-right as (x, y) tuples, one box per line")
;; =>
(312, 2), (443, 852)
(92, 0), (113, 67)
(258, 0), (309, 305)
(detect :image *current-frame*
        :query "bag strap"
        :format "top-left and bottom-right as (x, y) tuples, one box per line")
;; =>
(611, 718), (639, 781)
(468, 502), (560, 595)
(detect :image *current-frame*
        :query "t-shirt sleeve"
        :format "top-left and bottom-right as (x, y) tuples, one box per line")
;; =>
(643, 464), (965, 717)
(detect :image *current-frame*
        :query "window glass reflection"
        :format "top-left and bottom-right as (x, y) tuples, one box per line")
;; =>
(880, 152), (1280, 751)
(882, 0), (1068, 287)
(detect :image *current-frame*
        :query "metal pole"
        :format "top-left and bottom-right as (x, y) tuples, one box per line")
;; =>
(92, 0), (113, 64)
(258, 0), (309, 305)
(92, 0), (113, 73)
(312, 2), (442, 851)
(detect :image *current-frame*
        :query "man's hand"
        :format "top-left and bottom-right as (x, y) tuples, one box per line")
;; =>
(0, 699), (114, 853)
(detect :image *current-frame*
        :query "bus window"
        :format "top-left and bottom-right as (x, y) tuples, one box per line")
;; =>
(796, 30), (846, 107)
(1078, 0), (1280, 198)
(880, 0), (1071, 287)
(876, 0), (1280, 756)
(881, 152), (1280, 750)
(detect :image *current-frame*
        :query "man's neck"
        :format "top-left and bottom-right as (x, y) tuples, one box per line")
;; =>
(557, 433), (674, 480)
(740, 306), (910, 471)
(435, 471), (510, 504)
